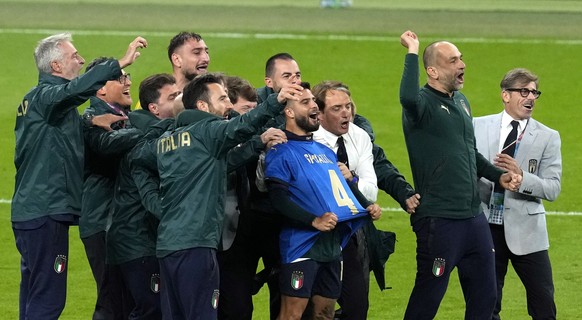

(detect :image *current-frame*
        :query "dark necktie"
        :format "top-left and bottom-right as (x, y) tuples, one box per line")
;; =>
(336, 136), (349, 168)
(502, 120), (519, 157)
(494, 120), (519, 192)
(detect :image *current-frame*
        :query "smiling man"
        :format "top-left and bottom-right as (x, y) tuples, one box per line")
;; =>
(473, 68), (561, 320)
(264, 82), (381, 320)
(12, 33), (146, 320)
(137, 73), (302, 320)
(80, 56), (145, 319)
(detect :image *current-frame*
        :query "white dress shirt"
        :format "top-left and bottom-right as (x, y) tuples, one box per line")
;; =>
(313, 122), (378, 202)
(499, 111), (527, 153)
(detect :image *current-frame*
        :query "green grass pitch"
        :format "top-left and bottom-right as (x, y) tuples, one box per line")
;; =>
(0, 0), (581, 319)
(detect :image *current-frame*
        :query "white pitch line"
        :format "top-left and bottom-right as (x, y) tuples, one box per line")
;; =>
(0, 199), (578, 215)
(380, 207), (582, 216)
(2, 28), (582, 45)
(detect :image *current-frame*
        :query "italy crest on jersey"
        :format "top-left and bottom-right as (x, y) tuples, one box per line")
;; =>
(54, 255), (67, 274)
(291, 271), (304, 290)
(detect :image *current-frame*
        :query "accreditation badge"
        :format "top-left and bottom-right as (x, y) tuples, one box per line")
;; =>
(432, 258), (446, 277)
(528, 159), (538, 173)
(459, 99), (470, 116)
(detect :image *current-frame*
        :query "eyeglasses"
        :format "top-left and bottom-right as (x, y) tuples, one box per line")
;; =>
(505, 88), (541, 99)
(118, 73), (131, 85)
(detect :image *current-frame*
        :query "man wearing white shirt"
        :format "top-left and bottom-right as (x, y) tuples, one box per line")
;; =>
(473, 68), (561, 320)
(312, 80), (378, 319)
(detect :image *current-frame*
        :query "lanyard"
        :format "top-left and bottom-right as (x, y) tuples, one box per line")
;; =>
(500, 119), (528, 154)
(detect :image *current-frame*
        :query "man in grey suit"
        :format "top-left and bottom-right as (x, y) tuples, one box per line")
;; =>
(473, 68), (562, 320)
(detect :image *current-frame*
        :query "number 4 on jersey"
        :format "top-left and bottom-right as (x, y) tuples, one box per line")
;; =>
(328, 169), (358, 214)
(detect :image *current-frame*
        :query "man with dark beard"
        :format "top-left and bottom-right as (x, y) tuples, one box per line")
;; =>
(264, 82), (381, 320)
(168, 31), (210, 91)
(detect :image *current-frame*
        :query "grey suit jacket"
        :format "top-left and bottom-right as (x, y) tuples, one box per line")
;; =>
(473, 112), (562, 255)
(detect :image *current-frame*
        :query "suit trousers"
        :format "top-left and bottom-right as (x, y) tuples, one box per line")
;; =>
(489, 224), (556, 320)
(336, 232), (369, 320)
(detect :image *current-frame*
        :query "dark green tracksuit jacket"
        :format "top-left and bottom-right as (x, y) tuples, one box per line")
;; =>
(138, 93), (284, 258)
(399, 53), (503, 225)
(107, 110), (173, 265)
(353, 114), (416, 210)
(80, 97), (142, 238)
(12, 60), (122, 222)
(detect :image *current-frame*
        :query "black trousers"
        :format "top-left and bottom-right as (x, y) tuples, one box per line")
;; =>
(489, 224), (556, 320)
(119, 256), (162, 320)
(217, 210), (281, 320)
(159, 248), (219, 320)
(82, 231), (133, 320)
(404, 215), (497, 320)
(336, 232), (369, 320)
(13, 219), (69, 320)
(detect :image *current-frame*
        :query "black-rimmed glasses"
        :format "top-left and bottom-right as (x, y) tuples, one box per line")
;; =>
(505, 88), (541, 99)
(118, 73), (131, 85)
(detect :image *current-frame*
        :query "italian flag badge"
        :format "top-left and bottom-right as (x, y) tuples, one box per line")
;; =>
(432, 258), (446, 277)
(291, 271), (304, 290)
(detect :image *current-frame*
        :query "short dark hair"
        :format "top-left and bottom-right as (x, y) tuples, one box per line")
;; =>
(265, 52), (294, 77)
(167, 32), (203, 62)
(422, 41), (441, 70)
(312, 80), (351, 112)
(500, 68), (539, 90)
(85, 56), (114, 73)
(182, 73), (222, 110)
(138, 73), (176, 112)
(225, 76), (257, 104)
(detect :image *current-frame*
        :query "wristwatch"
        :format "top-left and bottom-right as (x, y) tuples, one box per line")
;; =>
(82, 112), (94, 127)
(350, 170), (359, 184)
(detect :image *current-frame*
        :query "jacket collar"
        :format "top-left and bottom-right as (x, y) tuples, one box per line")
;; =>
(38, 72), (69, 85)
(175, 109), (219, 127)
(424, 83), (458, 99)
(128, 109), (162, 130)
(284, 129), (313, 141)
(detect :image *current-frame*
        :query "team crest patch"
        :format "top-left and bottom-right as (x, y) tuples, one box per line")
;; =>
(211, 289), (219, 309)
(432, 258), (446, 277)
(54, 255), (67, 274)
(150, 274), (161, 293)
(459, 99), (470, 116)
(528, 159), (538, 173)
(291, 271), (304, 290)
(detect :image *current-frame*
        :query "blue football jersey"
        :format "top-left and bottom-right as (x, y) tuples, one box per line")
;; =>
(265, 139), (368, 263)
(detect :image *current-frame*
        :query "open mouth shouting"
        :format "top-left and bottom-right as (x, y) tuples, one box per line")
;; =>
(456, 71), (465, 85)
(523, 100), (534, 110)
(309, 110), (319, 122)
(197, 63), (209, 73)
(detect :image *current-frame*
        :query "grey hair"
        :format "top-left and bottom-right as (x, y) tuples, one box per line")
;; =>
(34, 33), (72, 74)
